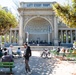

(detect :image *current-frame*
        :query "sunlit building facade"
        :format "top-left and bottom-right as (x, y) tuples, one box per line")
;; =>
(1, 2), (76, 47)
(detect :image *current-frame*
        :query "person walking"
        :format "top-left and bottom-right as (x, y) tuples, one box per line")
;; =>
(23, 43), (31, 74)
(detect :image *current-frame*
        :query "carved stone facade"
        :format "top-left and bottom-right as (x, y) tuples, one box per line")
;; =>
(17, 2), (58, 46)
(17, 2), (76, 46)
(1, 2), (76, 47)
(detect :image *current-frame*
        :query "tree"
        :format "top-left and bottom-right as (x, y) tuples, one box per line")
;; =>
(0, 8), (18, 35)
(53, 0), (76, 28)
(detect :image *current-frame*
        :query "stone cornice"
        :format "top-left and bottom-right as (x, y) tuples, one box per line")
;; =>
(20, 2), (56, 4)
(19, 10), (55, 16)
(18, 8), (53, 12)
(58, 28), (76, 30)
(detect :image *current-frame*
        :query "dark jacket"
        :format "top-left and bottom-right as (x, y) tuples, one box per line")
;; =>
(2, 55), (14, 62)
(24, 46), (31, 57)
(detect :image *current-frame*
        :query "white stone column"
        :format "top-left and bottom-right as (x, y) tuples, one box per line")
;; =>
(12, 31), (14, 43)
(8, 32), (9, 43)
(23, 29), (25, 43)
(75, 30), (76, 41)
(26, 32), (29, 44)
(4, 34), (7, 43)
(0, 35), (2, 48)
(48, 33), (50, 44)
(10, 30), (12, 43)
(61, 30), (64, 43)
(19, 15), (23, 45)
(62, 30), (64, 43)
(54, 16), (58, 46)
(14, 30), (16, 43)
(0, 35), (2, 43)
(71, 30), (73, 43)
(66, 30), (68, 43)
(16, 31), (19, 43)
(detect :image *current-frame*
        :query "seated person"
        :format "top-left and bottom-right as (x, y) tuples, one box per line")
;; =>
(0, 48), (3, 58)
(2, 52), (14, 62)
(60, 47), (66, 57)
(56, 48), (60, 55)
(17, 47), (22, 55)
(2, 48), (7, 55)
(65, 49), (70, 56)
(65, 49), (70, 53)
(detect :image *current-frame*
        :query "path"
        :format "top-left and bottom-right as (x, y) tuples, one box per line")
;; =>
(0, 51), (76, 75)
(0, 51), (57, 75)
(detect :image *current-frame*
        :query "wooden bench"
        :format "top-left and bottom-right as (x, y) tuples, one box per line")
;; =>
(0, 62), (15, 73)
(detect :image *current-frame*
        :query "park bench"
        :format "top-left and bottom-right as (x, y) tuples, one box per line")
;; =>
(0, 62), (15, 73)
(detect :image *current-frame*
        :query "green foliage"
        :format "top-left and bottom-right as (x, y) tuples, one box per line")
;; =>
(73, 41), (76, 45)
(53, 0), (76, 28)
(0, 8), (18, 35)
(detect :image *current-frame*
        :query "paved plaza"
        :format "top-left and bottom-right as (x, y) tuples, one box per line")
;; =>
(0, 51), (76, 75)
(0, 51), (57, 75)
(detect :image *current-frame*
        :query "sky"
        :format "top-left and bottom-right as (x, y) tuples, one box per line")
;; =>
(0, 0), (71, 17)
(0, 0), (70, 7)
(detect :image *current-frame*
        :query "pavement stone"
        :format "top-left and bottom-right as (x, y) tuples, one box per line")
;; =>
(0, 51), (57, 75)
(0, 51), (76, 75)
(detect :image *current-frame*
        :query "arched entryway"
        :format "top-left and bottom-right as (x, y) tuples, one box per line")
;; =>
(24, 17), (53, 45)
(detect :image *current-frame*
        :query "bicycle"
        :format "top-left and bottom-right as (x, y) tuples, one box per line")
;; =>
(41, 49), (51, 59)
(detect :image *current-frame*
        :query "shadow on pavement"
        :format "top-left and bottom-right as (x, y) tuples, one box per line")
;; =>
(29, 56), (57, 75)
(0, 56), (57, 75)
(0, 72), (14, 75)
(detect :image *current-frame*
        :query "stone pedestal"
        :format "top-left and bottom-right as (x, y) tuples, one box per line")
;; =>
(54, 39), (58, 46)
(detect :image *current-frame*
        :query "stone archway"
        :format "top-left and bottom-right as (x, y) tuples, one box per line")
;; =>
(24, 17), (53, 45)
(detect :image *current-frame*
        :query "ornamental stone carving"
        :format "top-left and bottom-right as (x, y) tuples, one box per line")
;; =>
(24, 15), (53, 30)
